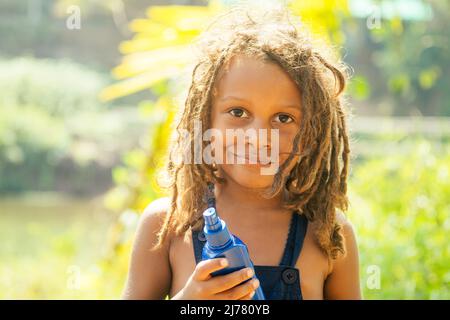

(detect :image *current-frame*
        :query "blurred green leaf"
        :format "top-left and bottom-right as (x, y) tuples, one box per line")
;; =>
(348, 75), (371, 100)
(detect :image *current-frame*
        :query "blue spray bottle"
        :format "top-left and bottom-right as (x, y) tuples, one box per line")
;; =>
(200, 184), (265, 300)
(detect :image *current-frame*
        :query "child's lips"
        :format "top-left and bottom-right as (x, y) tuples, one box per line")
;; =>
(229, 152), (272, 167)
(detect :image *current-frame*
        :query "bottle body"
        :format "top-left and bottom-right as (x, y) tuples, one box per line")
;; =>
(201, 207), (265, 300)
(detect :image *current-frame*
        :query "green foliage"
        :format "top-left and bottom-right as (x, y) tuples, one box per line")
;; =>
(347, 75), (371, 100)
(0, 57), (107, 116)
(363, 0), (450, 115)
(0, 58), (97, 193)
(348, 139), (450, 299)
(0, 57), (145, 194)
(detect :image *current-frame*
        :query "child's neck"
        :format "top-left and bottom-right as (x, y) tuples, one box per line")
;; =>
(214, 179), (285, 220)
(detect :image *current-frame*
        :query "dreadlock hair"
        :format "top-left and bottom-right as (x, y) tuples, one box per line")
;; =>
(152, 4), (352, 261)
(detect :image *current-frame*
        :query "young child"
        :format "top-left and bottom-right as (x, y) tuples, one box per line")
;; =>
(122, 7), (361, 300)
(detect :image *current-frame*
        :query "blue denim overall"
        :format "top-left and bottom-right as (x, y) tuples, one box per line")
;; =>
(191, 211), (308, 300)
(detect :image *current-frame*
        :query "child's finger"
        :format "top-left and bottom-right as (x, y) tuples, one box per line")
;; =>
(239, 291), (256, 300)
(207, 268), (256, 294)
(193, 258), (228, 281)
(214, 278), (259, 300)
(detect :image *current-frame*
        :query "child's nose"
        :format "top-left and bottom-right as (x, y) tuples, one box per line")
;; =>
(245, 119), (274, 151)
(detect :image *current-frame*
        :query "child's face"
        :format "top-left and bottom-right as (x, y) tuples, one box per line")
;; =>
(210, 54), (302, 190)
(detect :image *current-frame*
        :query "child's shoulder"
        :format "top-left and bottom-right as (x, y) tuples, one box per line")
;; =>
(338, 210), (357, 253)
(142, 197), (171, 218)
(322, 209), (361, 298)
(309, 209), (355, 242)
(136, 197), (171, 246)
(328, 209), (358, 274)
(335, 209), (354, 232)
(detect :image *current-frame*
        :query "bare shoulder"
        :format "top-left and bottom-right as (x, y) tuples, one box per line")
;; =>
(323, 209), (361, 299)
(139, 197), (171, 232)
(142, 196), (171, 219)
(122, 196), (172, 299)
(328, 209), (358, 269)
(303, 211), (352, 270)
(335, 209), (356, 241)
(316, 209), (358, 276)
(134, 196), (172, 251)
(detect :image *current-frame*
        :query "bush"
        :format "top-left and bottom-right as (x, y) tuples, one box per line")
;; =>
(348, 139), (450, 299)
(0, 57), (107, 116)
(0, 57), (146, 194)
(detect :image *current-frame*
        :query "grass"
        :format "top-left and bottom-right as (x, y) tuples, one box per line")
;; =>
(0, 193), (122, 299)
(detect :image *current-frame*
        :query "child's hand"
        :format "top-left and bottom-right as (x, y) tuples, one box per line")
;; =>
(171, 258), (260, 300)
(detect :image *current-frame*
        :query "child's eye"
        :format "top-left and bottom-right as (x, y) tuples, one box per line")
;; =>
(274, 113), (294, 124)
(228, 108), (249, 118)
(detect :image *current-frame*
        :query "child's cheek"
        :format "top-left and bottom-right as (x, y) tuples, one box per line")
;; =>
(278, 128), (298, 148)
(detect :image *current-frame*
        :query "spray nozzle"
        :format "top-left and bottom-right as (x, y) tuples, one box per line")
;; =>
(206, 182), (216, 208)
(203, 207), (221, 231)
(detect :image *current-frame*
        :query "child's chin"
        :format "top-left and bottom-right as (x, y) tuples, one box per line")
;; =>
(227, 167), (275, 189)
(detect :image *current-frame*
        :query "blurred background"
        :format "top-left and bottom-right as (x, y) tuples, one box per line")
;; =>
(0, 0), (448, 299)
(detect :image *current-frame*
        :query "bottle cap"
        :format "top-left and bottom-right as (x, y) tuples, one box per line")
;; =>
(203, 207), (221, 231)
